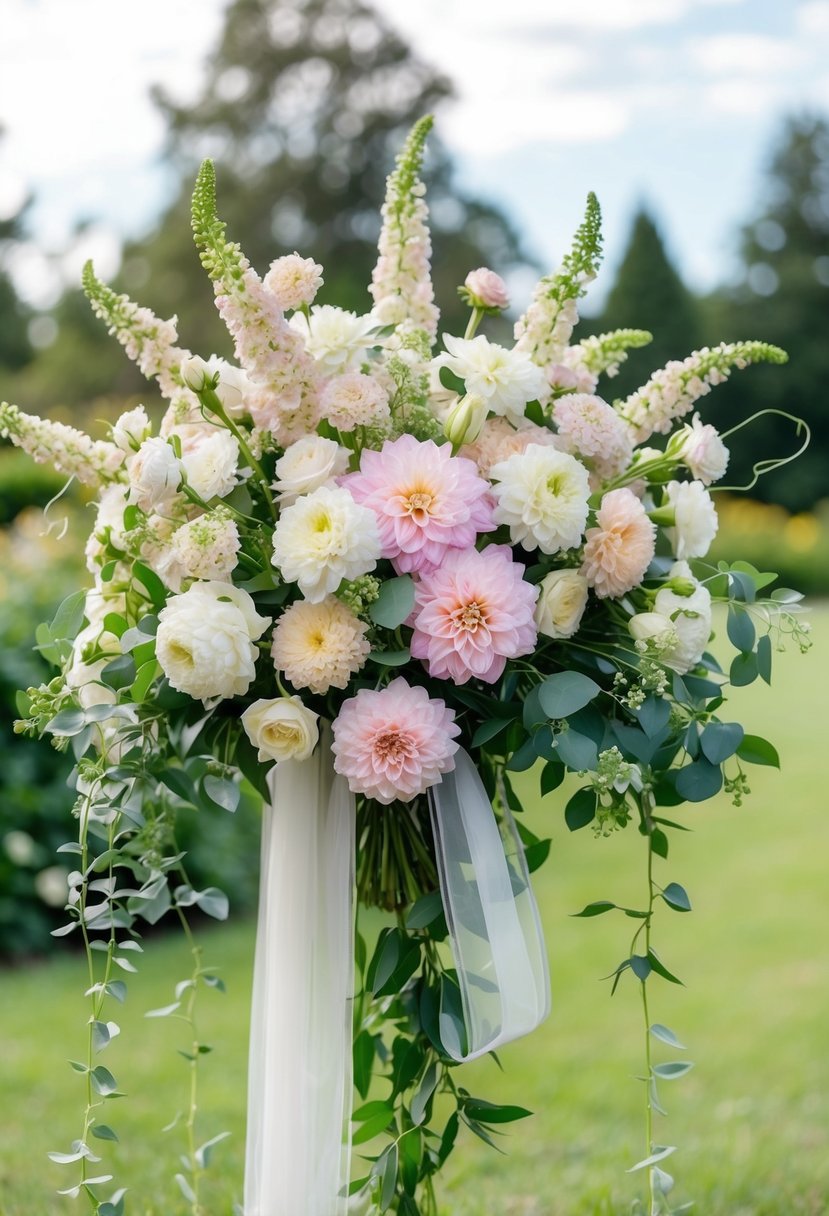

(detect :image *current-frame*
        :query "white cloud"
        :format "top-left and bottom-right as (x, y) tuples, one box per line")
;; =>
(703, 78), (784, 116)
(442, 89), (630, 155)
(689, 33), (803, 75)
(796, 1), (829, 36)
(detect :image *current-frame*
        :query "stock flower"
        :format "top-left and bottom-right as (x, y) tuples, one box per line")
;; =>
(664, 479), (718, 559)
(410, 545), (537, 684)
(653, 561), (713, 673)
(272, 435), (349, 505)
(580, 488), (656, 599)
(437, 334), (548, 425)
(271, 596), (370, 694)
(272, 484), (380, 602)
(242, 696), (320, 763)
(156, 581), (270, 702)
(331, 677), (459, 804)
(181, 430), (240, 501)
(464, 267), (510, 310)
(170, 511), (240, 583)
(535, 569), (589, 639)
(263, 253), (324, 311)
(673, 414), (730, 485)
(344, 435), (495, 575)
(490, 443), (590, 554)
(290, 305), (376, 372)
(127, 436), (182, 512)
(552, 393), (632, 482)
(320, 372), (390, 432)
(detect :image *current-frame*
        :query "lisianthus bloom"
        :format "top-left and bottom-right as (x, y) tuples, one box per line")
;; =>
(127, 436), (182, 512)
(410, 545), (537, 684)
(263, 253), (324, 312)
(580, 488), (656, 599)
(111, 405), (151, 452)
(463, 267), (510, 311)
(535, 569), (589, 639)
(344, 435), (495, 575)
(271, 596), (371, 694)
(437, 334), (548, 425)
(156, 582), (270, 702)
(552, 393), (632, 483)
(290, 305), (376, 372)
(651, 560), (713, 673)
(490, 443), (590, 554)
(664, 479), (719, 559)
(180, 354), (253, 418)
(331, 677), (459, 804)
(671, 413), (729, 485)
(272, 435), (349, 506)
(321, 371), (390, 432)
(242, 695), (319, 763)
(272, 484), (380, 602)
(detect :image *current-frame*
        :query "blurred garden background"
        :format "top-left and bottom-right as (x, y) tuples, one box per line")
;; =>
(0, 0), (827, 1212)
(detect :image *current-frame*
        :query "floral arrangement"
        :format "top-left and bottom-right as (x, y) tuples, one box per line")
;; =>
(2, 115), (810, 1216)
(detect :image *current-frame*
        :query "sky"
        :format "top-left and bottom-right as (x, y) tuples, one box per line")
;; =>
(1, 0), (829, 313)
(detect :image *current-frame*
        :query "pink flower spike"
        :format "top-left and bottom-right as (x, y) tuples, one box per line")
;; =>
(331, 677), (460, 805)
(344, 435), (495, 575)
(410, 545), (538, 685)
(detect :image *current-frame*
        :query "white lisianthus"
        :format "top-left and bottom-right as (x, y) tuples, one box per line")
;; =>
(629, 611), (677, 650)
(664, 479), (718, 559)
(438, 334), (548, 426)
(272, 435), (349, 506)
(535, 569), (589, 639)
(111, 405), (151, 452)
(241, 695), (320, 763)
(272, 485), (381, 602)
(490, 444), (591, 554)
(290, 305), (376, 372)
(653, 561), (713, 674)
(180, 354), (213, 392)
(156, 581), (271, 702)
(181, 431), (240, 501)
(127, 437), (182, 512)
(672, 413), (730, 485)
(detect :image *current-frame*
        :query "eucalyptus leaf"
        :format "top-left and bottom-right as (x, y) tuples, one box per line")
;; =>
(369, 575), (416, 629)
(653, 1061), (694, 1080)
(538, 671), (601, 719)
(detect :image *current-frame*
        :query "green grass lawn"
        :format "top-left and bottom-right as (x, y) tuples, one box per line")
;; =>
(1, 611), (827, 1215)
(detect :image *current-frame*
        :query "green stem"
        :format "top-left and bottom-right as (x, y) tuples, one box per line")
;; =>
(198, 386), (277, 521)
(176, 903), (204, 1216)
(640, 794), (658, 1216)
(464, 306), (484, 339)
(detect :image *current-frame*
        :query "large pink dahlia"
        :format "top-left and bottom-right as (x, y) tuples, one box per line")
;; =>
(343, 434), (495, 575)
(331, 677), (460, 804)
(410, 545), (538, 685)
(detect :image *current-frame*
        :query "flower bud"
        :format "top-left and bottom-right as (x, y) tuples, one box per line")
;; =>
(444, 394), (488, 448)
(179, 354), (216, 393)
(462, 267), (510, 311)
(667, 575), (698, 597)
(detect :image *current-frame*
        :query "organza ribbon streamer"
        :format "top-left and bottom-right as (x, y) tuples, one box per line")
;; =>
(244, 726), (355, 1216)
(428, 749), (551, 1060)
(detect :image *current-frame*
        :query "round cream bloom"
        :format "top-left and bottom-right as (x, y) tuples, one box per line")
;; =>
(272, 484), (381, 602)
(580, 488), (656, 599)
(490, 443), (591, 554)
(111, 405), (151, 452)
(653, 561), (713, 674)
(320, 372), (390, 432)
(673, 414), (730, 485)
(272, 435), (349, 506)
(439, 334), (548, 426)
(629, 611), (676, 650)
(241, 695), (319, 763)
(271, 596), (371, 694)
(535, 569), (589, 639)
(181, 430), (240, 501)
(290, 305), (376, 372)
(263, 253), (324, 311)
(156, 581), (270, 702)
(127, 437), (182, 512)
(170, 512), (241, 583)
(665, 479), (718, 559)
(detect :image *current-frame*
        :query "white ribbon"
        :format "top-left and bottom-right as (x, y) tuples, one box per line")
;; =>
(428, 749), (551, 1060)
(244, 726), (355, 1216)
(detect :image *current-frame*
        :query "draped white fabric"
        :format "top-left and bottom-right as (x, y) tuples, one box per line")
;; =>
(244, 727), (355, 1216)
(428, 749), (551, 1061)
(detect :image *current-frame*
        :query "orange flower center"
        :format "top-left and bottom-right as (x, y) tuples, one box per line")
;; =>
(373, 728), (414, 764)
(453, 600), (486, 632)
(403, 488), (435, 520)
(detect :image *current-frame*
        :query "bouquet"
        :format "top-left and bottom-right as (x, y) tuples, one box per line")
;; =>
(3, 116), (809, 1216)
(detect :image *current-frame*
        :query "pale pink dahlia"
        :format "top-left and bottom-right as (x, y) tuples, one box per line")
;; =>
(460, 416), (557, 477)
(580, 488), (656, 599)
(410, 545), (538, 685)
(344, 435), (495, 575)
(331, 677), (460, 805)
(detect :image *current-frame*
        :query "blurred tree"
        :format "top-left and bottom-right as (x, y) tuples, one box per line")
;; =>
(703, 114), (829, 510)
(593, 206), (702, 401)
(0, 134), (33, 373)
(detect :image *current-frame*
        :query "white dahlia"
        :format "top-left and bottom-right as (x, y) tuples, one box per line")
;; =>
(272, 484), (381, 602)
(271, 596), (371, 694)
(437, 334), (548, 426)
(490, 443), (591, 554)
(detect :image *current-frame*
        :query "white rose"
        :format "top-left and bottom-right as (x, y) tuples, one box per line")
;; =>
(535, 569), (589, 639)
(628, 611), (676, 649)
(111, 405), (151, 452)
(241, 696), (319, 763)
(673, 414), (730, 485)
(654, 561), (713, 674)
(290, 305), (376, 372)
(272, 435), (349, 506)
(181, 431), (240, 501)
(156, 581), (271, 703)
(664, 479), (718, 560)
(128, 437), (182, 512)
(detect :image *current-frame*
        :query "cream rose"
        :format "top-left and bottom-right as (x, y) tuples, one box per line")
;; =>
(535, 569), (589, 639)
(272, 435), (349, 506)
(241, 696), (319, 763)
(628, 611), (676, 649)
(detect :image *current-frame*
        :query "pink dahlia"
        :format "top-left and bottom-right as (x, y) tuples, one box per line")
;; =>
(331, 677), (460, 805)
(343, 435), (495, 575)
(580, 488), (656, 599)
(410, 545), (538, 685)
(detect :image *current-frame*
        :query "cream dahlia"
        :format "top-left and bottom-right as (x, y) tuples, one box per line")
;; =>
(490, 443), (590, 554)
(580, 488), (656, 599)
(271, 596), (371, 694)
